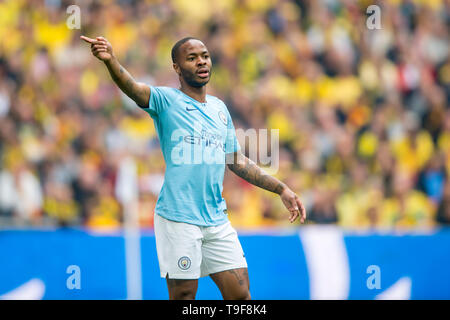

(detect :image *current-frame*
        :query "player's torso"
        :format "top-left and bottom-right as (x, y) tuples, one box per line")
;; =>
(157, 89), (230, 166)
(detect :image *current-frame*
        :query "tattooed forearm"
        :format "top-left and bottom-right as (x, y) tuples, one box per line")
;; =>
(227, 152), (287, 195)
(104, 58), (149, 108)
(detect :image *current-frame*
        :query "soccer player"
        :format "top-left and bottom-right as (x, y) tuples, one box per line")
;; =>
(81, 35), (306, 300)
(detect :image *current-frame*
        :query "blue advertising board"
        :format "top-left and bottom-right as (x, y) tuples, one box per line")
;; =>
(0, 226), (449, 300)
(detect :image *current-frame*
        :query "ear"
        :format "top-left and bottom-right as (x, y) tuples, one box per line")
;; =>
(173, 62), (181, 75)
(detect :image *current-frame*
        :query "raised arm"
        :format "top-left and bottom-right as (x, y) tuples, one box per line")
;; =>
(80, 35), (150, 108)
(226, 150), (306, 224)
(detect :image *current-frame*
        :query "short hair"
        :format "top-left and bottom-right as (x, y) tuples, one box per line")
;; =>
(171, 37), (200, 63)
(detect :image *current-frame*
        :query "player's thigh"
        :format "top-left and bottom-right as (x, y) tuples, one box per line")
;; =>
(200, 222), (247, 276)
(154, 213), (203, 280)
(210, 267), (251, 300)
(202, 222), (250, 299)
(166, 276), (199, 300)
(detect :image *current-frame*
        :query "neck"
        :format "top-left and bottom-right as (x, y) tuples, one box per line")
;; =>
(179, 81), (207, 103)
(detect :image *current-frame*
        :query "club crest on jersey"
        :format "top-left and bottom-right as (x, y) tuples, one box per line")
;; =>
(178, 256), (191, 270)
(218, 111), (228, 126)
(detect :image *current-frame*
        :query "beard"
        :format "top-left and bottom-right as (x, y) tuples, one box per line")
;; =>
(180, 68), (211, 87)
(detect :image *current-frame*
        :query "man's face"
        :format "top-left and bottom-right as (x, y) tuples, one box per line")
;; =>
(174, 39), (212, 87)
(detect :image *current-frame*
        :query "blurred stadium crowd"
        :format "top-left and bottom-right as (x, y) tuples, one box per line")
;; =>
(0, 0), (449, 230)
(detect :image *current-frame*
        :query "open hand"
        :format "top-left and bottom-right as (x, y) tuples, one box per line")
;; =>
(280, 188), (306, 224)
(80, 35), (114, 62)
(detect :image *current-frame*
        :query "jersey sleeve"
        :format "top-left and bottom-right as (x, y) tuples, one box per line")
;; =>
(143, 86), (171, 118)
(225, 109), (241, 154)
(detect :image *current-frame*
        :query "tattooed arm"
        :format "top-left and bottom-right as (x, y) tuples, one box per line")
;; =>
(81, 35), (150, 108)
(105, 57), (150, 108)
(226, 150), (306, 224)
(226, 151), (287, 195)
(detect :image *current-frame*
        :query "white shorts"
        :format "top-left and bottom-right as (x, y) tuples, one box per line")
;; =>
(154, 213), (248, 279)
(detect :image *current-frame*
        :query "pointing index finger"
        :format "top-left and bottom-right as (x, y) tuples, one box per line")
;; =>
(80, 35), (96, 44)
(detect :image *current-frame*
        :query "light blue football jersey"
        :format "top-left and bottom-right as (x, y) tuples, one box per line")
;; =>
(143, 86), (240, 226)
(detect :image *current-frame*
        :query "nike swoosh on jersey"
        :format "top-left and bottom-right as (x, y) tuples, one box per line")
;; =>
(186, 107), (198, 111)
